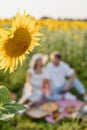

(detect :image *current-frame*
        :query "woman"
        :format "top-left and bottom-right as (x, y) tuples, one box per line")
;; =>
(19, 53), (48, 105)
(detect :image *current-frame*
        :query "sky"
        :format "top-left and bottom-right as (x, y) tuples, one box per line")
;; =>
(0, 0), (87, 19)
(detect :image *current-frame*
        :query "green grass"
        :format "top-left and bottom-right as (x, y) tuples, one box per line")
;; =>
(0, 115), (87, 130)
(0, 27), (87, 129)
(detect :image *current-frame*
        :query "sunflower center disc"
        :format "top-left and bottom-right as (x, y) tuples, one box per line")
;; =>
(5, 28), (31, 57)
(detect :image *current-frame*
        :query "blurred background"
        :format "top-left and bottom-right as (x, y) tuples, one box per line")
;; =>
(0, 0), (87, 130)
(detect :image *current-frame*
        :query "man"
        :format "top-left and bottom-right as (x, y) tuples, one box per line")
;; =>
(44, 51), (87, 101)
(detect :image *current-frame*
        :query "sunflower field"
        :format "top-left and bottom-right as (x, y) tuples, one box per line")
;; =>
(0, 16), (87, 129)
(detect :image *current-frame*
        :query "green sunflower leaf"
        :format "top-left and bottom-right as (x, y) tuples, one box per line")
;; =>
(0, 86), (11, 105)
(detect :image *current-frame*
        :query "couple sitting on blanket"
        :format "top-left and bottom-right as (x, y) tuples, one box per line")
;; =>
(19, 51), (87, 106)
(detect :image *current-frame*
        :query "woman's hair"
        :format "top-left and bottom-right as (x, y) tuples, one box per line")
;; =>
(33, 59), (43, 70)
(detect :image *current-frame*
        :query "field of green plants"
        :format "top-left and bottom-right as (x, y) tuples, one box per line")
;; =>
(0, 26), (87, 130)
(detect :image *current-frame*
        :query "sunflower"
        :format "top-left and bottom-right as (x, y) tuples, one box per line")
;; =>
(0, 12), (42, 73)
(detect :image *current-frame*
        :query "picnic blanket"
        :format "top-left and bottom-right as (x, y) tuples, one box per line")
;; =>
(45, 100), (84, 123)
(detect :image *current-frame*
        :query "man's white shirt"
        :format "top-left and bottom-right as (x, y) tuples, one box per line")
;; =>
(45, 61), (74, 88)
